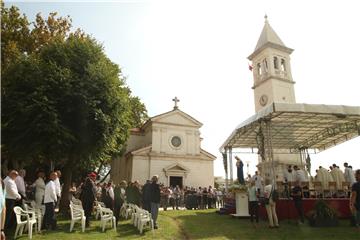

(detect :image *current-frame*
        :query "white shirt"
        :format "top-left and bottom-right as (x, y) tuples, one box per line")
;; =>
(44, 180), (57, 203)
(15, 175), (26, 197)
(284, 170), (295, 182)
(4, 176), (21, 200)
(251, 174), (263, 189)
(264, 184), (272, 199)
(295, 169), (308, 182)
(107, 186), (114, 200)
(54, 178), (61, 197)
(344, 167), (354, 183)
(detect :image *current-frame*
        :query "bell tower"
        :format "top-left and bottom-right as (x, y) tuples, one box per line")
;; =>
(249, 16), (301, 182)
(248, 16), (296, 112)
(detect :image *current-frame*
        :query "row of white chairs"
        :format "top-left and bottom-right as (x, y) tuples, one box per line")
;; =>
(121, 203), (154, 234)
(69, 198), (116, 233)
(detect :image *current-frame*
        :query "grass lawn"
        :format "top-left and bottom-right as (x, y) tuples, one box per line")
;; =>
(7, 209), (359, 240)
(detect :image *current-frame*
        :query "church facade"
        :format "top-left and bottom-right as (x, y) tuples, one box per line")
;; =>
(111, 101), (216, 188)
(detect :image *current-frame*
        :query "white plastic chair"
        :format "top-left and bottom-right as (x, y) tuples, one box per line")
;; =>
(120, 203), (129, 218)
(97, 203), (116, 232)
(125, 203), (135, 219)
(131, 205), (141, 227)
(71, 197), (83, 208)
(23, 202), (42, 233)
(69, 202), (86, 232)
(137, 209), (154, 234)
(13, 206), (37, 239)
(95, 201), (106, 220)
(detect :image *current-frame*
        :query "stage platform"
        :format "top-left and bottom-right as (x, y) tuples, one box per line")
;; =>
(219, 197), (351, 220)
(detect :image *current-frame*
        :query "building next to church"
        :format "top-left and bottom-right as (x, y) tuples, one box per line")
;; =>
(111, 98), (216, 188)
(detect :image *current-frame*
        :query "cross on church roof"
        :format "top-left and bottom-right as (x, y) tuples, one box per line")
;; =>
(172, 96), (180, 110)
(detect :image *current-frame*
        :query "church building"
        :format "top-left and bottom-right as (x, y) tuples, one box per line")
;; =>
(111, 98), (216, 188)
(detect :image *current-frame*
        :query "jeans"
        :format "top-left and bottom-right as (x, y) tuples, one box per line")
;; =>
(249, 201), (259, 223)
(150, 202), (160, 226)
(265, 199), (279, 227)
(355, 210), (360, 227)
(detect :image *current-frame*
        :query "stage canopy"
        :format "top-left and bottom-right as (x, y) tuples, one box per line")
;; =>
(220, 103), (360, 154)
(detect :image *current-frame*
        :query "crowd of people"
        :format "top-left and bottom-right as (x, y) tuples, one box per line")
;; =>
(0, 167), (225, 238)
(1, 163), (359, 238)
(1, 169), (62, 239)
(245, 163), (360, 229)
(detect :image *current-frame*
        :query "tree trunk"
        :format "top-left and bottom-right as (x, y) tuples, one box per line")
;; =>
(59, 162), (73, 215)
(2, 158), (9, 176)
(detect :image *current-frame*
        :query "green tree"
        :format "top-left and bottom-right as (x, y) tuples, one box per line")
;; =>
(1, 4), (148, 211)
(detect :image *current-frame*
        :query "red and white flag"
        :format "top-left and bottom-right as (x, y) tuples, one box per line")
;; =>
(248, 63), (253, 71)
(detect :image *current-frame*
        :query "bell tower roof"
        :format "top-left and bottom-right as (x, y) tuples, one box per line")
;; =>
(248, 16), (293, 60)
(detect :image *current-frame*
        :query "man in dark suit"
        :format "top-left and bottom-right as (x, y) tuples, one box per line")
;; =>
(150, 175), (160, 229)
(142, 180), (151, 212)
(80, 172), (97, 227)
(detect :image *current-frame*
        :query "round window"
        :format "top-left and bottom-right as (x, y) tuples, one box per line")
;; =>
(171, 136), (182, 148)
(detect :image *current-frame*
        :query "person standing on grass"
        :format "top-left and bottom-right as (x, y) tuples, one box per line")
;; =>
(43, 172), (58, 230)
(142, 180), (152, 212)
(54, 170), (62, 206)
(80, 172), (97, 227)
(114, 181), (127, 226)
(15, 169), (27, 201)
(33, 171), (46, 208)
(264, 180), (279, 228)
(291, 180), (305, 224)
(150, 175), (160, 229)
(350, 169), (360, 228)
(4, 170), (21, 230)
(248, 181), (259, 227)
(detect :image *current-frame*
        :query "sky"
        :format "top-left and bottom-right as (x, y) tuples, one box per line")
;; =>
(6, 0), (360, 178)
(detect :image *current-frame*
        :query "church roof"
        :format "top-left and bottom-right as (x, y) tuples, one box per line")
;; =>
(254, 17), (285, 51)
(141, 108), (203, 130)
(248, 16), (293, 60)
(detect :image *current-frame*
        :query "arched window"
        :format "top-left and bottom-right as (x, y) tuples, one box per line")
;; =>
(257, 63), (262, 75)
(273, 57), (279, 69)
(263, 59), (268, 72)
(281, 59), (286, 71)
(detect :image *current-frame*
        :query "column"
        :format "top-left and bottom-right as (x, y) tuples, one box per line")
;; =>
(229, 147), (233, 184)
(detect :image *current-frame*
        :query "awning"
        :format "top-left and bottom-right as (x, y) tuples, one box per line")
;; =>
(220, 102), (360, 153)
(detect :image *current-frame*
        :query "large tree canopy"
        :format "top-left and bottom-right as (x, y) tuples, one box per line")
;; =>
(1, 4), (148, 211)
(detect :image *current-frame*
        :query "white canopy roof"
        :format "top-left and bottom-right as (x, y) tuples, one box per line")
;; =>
(220, 103), (360, 153)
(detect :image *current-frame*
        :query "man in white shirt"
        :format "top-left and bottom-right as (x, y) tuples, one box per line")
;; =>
(15, 169), (27, 199)
(294, 166), (308, 183)
(251, 171), (264, 196)
(4, 170), (21, 229)
(44, 172), (58, 230)
(283, 165), (295, 183)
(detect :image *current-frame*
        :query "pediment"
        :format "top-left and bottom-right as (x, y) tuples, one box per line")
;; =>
(151, 109), (202, 128)
(131, 145), (152, 155)
(163, 163), (190, 173)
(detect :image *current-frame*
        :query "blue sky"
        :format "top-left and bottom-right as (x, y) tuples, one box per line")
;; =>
(6, 0), (360, 178)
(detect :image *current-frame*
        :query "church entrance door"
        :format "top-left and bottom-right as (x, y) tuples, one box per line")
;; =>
(169, 176), (183, 188)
